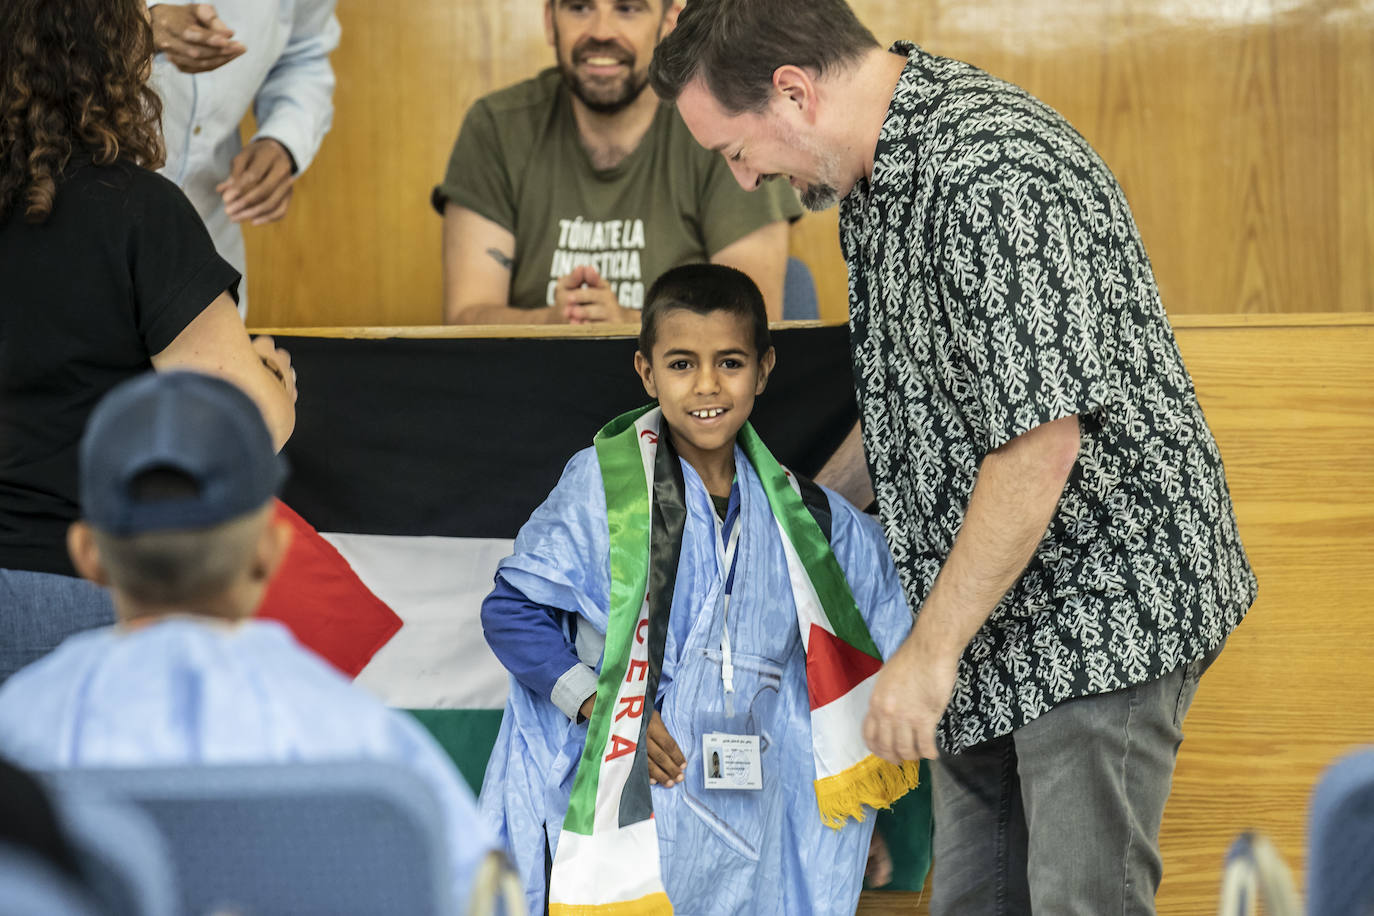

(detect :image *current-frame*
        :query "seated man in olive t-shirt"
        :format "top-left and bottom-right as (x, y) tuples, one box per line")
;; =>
(431, 0), (801, 326)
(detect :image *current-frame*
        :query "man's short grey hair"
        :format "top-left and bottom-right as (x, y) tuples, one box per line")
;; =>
(649, 0), (879, 113)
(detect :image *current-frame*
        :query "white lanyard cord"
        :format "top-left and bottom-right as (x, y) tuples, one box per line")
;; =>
(719, 516), (741, 717)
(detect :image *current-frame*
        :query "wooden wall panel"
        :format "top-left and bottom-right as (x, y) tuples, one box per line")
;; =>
(241, 0), (551, 327)
(1154, 317), (1374, 911)
(796, 1), (1374, 323)
(1338, 15), (1374, 316)
(241, 1), (1374, 327)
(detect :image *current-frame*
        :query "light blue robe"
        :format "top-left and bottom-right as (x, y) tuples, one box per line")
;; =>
(482, 445), (914, 915)
(0, 617), (493, 910)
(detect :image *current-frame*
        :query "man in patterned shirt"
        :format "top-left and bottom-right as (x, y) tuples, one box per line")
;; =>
(650, 2), (1257, 913)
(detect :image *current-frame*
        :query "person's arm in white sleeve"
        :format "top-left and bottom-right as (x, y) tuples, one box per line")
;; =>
(250, 0), (339, 175)
(219, 0), (340, 225)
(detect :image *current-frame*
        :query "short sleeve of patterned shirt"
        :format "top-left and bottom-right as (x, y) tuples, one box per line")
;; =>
(841, 42), (1257, 753)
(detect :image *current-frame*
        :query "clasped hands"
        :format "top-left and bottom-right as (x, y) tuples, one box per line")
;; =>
(551, 266), (640, 326)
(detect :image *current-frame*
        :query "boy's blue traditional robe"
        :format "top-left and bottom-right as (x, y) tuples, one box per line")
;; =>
(481, 444), (914, 916)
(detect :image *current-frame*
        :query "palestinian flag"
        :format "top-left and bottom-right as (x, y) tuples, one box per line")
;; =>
(253, 327), (931, 889)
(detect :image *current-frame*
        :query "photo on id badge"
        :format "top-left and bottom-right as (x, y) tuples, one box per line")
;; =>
(703, 732), (761, 790)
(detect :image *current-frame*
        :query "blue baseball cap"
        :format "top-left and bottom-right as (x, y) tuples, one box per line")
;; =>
(79, 371), (287, 535)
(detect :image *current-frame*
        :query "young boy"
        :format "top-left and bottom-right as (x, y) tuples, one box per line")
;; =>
(0, 371), (496, 912)
(480, 264), (920, 915)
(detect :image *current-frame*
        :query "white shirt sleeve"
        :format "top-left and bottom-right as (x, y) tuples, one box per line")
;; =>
(250, 0), (341, 174)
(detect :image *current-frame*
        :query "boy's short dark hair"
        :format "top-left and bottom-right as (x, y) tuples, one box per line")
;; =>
(639, 263), (772, 359)
(648, 0), (879, 113)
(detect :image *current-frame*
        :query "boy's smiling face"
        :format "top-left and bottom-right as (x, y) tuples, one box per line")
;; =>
(634, 308), (775, 476)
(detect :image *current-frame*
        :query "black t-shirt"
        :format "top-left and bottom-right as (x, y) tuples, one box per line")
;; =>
(0, 157), (239, 576)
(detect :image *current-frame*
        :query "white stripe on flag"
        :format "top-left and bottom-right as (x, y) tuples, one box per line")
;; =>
(550, 820), (667, 908)
(811, 673), (879, 776)
(322, 533), (513, 710)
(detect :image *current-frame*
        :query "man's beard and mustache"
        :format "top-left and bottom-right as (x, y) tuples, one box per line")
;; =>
(797, 180), (840, 211)
(771, 125), (843, 212)
(757, 171), (838, 211)
(556, 33), (649, 115)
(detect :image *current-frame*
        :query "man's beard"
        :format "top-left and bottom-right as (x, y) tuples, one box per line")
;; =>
(799, 181), (840, 211)
(555, 33), (649, 115)
(783, 127), (844, 211)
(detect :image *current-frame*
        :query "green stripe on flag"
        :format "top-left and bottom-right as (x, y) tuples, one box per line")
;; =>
(556, 405), (656, 835)
(407, 708), (505, 794)
(737, 422), (881, 659)
(872, 760), (933, 892)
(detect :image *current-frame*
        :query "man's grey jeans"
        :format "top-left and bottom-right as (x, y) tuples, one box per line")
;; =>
(930, 646), (1222, 915)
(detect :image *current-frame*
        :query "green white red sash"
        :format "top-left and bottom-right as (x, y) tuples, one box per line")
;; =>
(548, 406), (919, 914)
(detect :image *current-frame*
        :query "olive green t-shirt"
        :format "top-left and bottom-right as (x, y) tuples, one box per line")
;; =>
(432, 69), (801, 311)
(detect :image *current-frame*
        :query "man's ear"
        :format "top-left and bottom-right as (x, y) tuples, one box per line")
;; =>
(66, 522), (110, 587)
(544, 1), (556, 48)
(771, 64), (818, 121)
(634, 350), (658, 399)
(660, 2), (683, 37)
(755, 346), (777, 395)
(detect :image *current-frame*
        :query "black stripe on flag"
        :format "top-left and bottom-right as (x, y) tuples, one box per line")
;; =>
(795, 471), (834, 545)
(278, 327), (858, 538)
(620, 428), (687, 829)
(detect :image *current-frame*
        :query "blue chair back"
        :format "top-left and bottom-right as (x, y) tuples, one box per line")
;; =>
(0, 844), (101, 916)
(47, 761), (454, 916)
(1308, 748), (1374, 916)
(54, 793), (177, 916)
(782, 256), (820, 321)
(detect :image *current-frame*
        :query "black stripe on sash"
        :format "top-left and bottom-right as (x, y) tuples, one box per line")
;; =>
(618, 431), (686, 829)
(794, 471), (834, 545)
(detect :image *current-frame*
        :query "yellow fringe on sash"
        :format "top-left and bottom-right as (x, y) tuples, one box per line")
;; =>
(814, 754), (922, 829)
(549, 891), (674, 915)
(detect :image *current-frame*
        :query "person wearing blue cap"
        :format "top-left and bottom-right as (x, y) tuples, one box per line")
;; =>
(0, 371), (502, 913)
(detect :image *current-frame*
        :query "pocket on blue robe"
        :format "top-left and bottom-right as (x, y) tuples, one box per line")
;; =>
(666, 647), (785, 861)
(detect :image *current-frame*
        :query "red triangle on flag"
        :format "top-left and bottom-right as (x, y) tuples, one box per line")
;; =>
(256, 500), (403, 678)
(806, 622), (883, 710)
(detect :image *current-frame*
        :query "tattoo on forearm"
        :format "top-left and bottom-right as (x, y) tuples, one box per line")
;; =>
(486, 248), (513, 270)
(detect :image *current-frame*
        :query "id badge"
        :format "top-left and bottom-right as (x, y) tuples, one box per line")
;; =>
(702, 732), (762, 790)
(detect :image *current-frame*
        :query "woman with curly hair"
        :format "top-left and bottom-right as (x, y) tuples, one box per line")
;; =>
(0, 0), (298, 683)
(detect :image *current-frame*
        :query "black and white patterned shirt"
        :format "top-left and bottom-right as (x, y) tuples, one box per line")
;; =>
(841, 43), (1257, 754)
